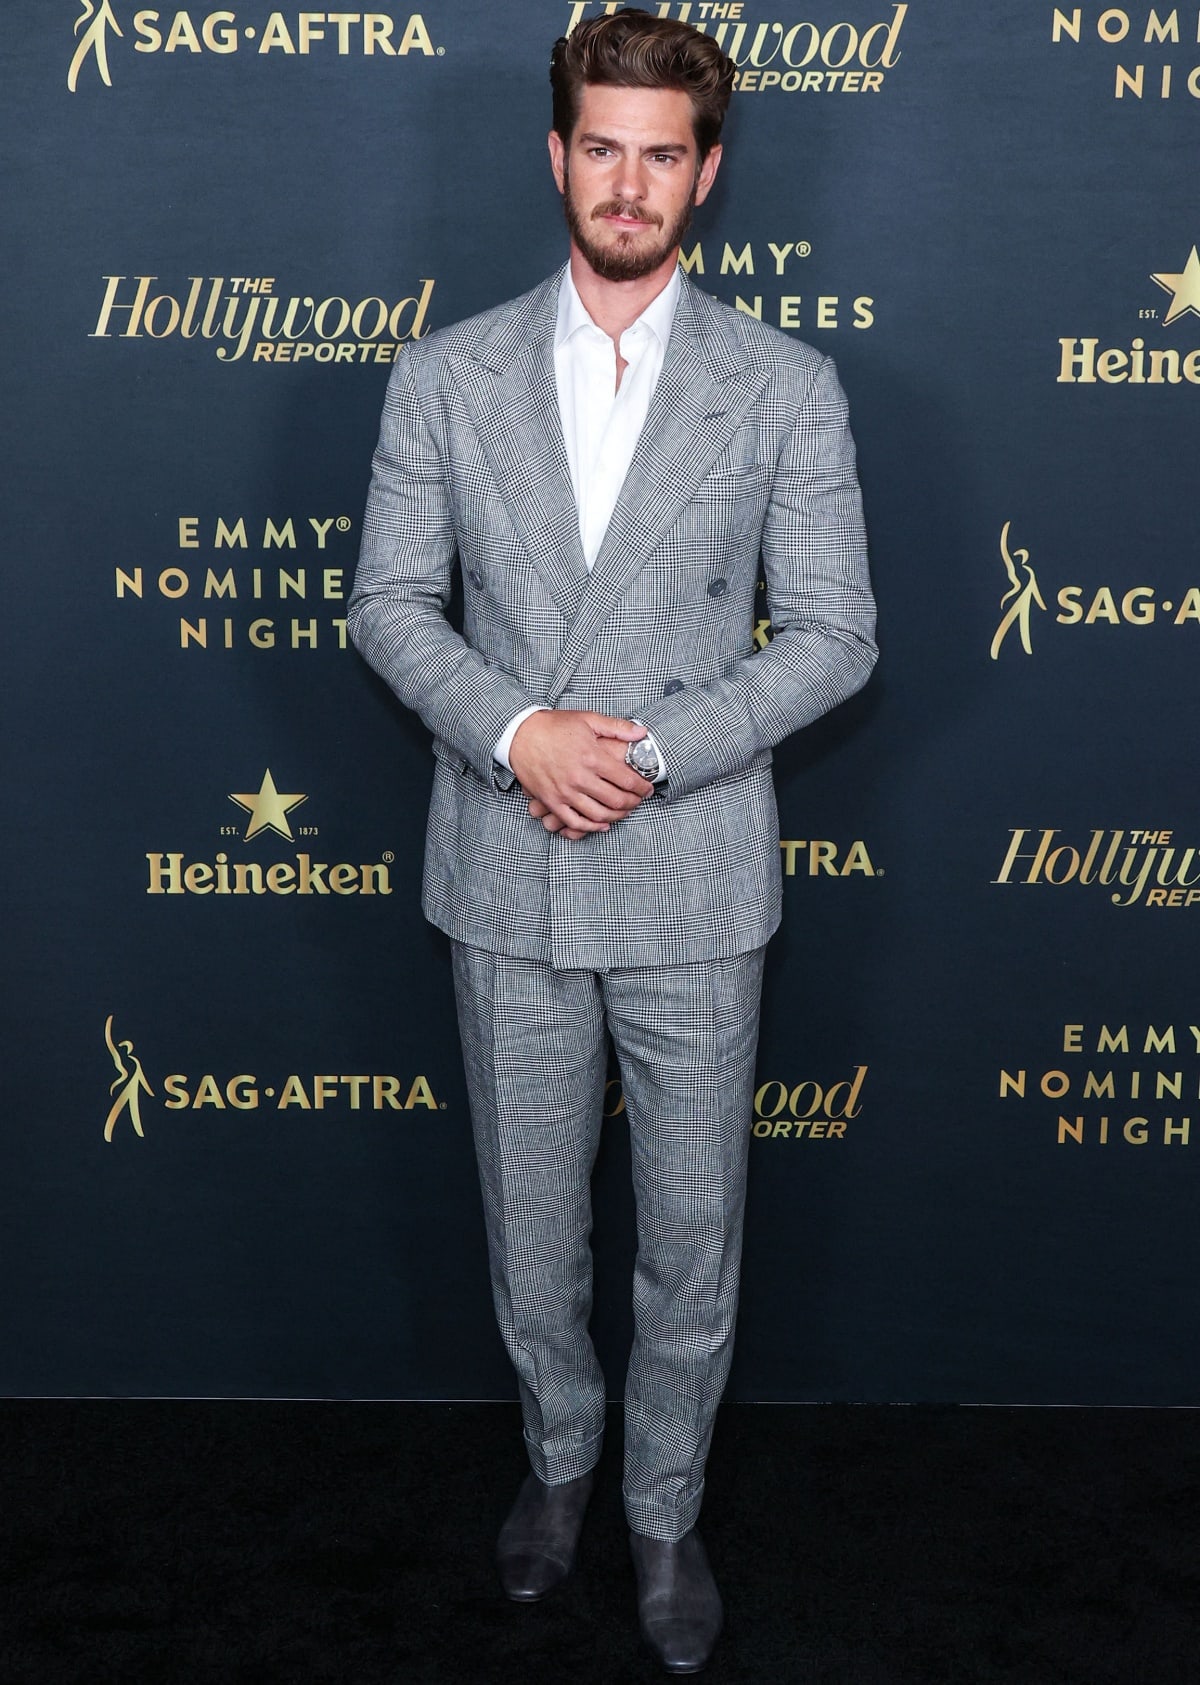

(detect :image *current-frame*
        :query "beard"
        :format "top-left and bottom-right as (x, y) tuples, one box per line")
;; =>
(562, 162), (696, 283)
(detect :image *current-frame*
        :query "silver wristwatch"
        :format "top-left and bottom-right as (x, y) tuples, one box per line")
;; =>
(625, 729), (662, 782)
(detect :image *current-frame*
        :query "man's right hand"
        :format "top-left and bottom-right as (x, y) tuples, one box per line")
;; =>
(509, 711), (653, 837)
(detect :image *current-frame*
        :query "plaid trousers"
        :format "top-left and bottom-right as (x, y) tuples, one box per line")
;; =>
(451, 939), (765, 1541)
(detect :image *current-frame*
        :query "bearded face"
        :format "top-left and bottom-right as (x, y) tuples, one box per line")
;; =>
(562, 158), (697, 283)
(549, 85), (720, 288)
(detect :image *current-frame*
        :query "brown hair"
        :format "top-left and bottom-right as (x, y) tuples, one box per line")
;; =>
(550, 9), (735, 160)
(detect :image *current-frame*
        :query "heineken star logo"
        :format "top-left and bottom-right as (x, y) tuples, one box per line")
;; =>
(1151, 246), (1200, 327)
(229, 771), (307, 841)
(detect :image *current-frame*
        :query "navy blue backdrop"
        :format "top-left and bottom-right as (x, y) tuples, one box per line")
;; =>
(2, 1), (1197, 1403)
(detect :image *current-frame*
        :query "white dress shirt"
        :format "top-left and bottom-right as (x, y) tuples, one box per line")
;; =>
(494, 263), (680, 774)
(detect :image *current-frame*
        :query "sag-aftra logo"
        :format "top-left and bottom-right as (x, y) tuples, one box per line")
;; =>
(989, 515), (1200, 660)
(103, 1016), (443, 1140)
(68, 3), (443, 91)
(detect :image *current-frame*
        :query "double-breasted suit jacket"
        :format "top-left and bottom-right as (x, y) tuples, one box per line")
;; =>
(349, 269), (877, 971)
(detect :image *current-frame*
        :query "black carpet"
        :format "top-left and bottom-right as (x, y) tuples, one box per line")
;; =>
(2, 1401), (1196, 1684)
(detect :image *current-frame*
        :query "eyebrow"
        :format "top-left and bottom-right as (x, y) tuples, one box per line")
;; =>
(576, 131), (690, 156)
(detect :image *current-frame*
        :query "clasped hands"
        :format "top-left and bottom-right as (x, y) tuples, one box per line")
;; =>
(509, 711), (654, 841)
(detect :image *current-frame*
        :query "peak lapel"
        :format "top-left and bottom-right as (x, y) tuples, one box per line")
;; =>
(453, 275), (587, 623)
(548, 278), (769, 701)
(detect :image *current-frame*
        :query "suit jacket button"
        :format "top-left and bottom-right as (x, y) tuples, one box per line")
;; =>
(469, 570), (484, 589)
(707, 577), (728, 597)
(663, 678), (685, 695)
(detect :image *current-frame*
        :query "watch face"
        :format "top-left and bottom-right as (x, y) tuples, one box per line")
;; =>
(629, 738), (658, 778)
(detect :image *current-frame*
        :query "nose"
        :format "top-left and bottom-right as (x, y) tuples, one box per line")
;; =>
(612, 150), (648, 204)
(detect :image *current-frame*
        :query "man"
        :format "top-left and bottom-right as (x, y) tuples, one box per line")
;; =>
(349, 11), (876, 1672)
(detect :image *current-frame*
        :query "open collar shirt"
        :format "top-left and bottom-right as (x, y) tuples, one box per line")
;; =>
(494, 262), (680, 772)
(553, 261), (680, 569)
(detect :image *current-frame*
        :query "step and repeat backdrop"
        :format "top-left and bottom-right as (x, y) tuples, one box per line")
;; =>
(2, 2), (1196, 1402)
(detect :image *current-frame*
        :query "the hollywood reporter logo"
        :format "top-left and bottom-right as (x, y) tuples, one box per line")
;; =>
(994, 828), (1200, 909)
(90, 273), (435, 364)
(564, 3), (909, 96)
(603, 1064), (868, 1141)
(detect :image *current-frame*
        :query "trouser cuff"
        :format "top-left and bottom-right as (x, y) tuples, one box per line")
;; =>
(525, 1424), (604, 1486)
(624, 1480), (704, 1542)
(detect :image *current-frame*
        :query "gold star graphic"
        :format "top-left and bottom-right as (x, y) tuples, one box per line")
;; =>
(229, 770), (307, 840)
(1151, 245), (1200, 326)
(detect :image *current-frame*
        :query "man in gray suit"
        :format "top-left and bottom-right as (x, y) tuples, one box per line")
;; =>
(349, 10), (875, 1671)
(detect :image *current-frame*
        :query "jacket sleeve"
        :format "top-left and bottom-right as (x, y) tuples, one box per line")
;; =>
(635, 353), (877, 802)
(347, 350), (537, 782)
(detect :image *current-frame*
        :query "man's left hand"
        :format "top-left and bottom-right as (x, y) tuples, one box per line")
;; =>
(528, 737), (650, 838)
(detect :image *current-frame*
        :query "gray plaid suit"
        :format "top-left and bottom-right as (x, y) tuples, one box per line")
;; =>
(349, 267), (875, 1538)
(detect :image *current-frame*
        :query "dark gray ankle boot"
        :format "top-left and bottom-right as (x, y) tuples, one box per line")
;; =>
(496, 1469), (595, 1601)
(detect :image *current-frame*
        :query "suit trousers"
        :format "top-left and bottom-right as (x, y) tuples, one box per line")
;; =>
(450, 939), (766, 1541)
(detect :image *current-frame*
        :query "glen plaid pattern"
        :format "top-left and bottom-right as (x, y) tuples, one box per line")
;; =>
(349, 269), (877, 972)
(452, 942), (765, 1542)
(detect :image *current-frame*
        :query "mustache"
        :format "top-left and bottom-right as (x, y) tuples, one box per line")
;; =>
(590, 200), (662, 228)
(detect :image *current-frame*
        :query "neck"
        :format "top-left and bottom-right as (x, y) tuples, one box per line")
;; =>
(568, 246), (678, 344)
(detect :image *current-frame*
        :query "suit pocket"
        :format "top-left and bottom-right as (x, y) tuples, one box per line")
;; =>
(692, 466), (772, 504)
(667, 468), (772, 551)
(431, 737), (467, 774)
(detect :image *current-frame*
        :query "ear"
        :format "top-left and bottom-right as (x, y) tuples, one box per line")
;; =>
(693, 142), (722, 209)
(548, 128), (567, 196)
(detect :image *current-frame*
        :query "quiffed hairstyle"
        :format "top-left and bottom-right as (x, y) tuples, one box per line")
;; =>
(550, 9), (736, 160)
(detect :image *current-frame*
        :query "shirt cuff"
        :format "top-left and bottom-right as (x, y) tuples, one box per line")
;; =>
(494, 705), (550, 772)
(642, 728), (668, 785)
